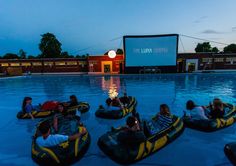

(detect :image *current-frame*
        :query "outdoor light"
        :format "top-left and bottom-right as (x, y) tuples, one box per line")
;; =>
(108, 50), (116, 58)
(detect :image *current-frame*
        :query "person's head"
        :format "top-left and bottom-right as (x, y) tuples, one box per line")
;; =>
(22, 97), (32, 110)
(126, 116), (138, 130)
(70, 95), (78, 104)
(113, 97), (118, 101)
(58, 103), (65, 113)
(38, 121), (51, 136)
(213, 98), (222, 105)
(124, 92), (127, 97)
(213, 98), (223, 110)
(186, 100), (195, 110)
(24, 97), (32, 104)
(160, 104), (171, 116)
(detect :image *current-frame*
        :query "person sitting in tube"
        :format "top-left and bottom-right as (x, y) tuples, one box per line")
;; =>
(209, 98), (225, 119)
(36, 121), (86, 147)
(144, 104), (173, 136)
(119, 92), (130, 106)
(117, 116), (146, 146)
(22, 97), (40, 120)
(105, 97), (124, 111)
(63, 95), (79, 107)
(185, 100), (208, 120)
(53, 103), (79, 132)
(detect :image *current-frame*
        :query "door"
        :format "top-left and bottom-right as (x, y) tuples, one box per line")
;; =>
(187, 63), (196, 72)
(101, 61), (112, 73)
(186, 59), (198, 72)
(104, 64), (111, 73)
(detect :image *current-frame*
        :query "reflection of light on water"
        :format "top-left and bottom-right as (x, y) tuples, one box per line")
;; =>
(101, 77), (120, 91)
(101, 77), (121, 98)
(108, 87), (118, 99)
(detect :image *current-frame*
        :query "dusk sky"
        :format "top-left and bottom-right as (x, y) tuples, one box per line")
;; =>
(0, 0), (236, 56)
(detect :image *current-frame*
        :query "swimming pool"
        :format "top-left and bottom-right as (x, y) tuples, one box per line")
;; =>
(0, 74), (236, 166)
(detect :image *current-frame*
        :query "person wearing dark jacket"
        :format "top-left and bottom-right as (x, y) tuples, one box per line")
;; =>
(117, 116), (146, 146)
(209, 98), (225, 119)
(120, 93), (130, 106)
(68, 95), (79, 107)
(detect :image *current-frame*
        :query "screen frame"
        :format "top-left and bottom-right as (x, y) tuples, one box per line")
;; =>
(123, 34), (179, 70)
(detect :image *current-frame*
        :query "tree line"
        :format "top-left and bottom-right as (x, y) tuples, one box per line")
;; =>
(0, 32), (124, 59)
(1, 32), (236, 59)
(195, 42), (236, 53)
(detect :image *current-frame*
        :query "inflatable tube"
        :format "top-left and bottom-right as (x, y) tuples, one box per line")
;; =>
(95, 96), (137, 119)
(66, 102), (90, 114)
(224, 142), (236, 165)
(17, 101), (59, 119)
(31, 115), (90, 165)
(183, 103), (236, 132)
(17, 101), (90, 119)
(97, 115), (184, 164)
(17, 109), (54, 119)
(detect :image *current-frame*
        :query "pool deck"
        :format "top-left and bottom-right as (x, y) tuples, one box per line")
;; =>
(2, 69), (236, 78)
(194, 69), (236, 73)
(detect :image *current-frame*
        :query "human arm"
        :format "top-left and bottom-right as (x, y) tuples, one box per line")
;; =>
(198, 107), (208, 120)
(25, 105), (34, 119)
(28, 112), (34, 120)
(68, 128), (87, 141)
(117, 98), (124, 109)
(53, 115), (58, 132)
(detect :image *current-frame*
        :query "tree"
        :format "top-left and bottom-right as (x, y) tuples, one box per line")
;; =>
(223, 44), (236, 53)
(3, 53), (19, 59)
(212, 47), (219, 53)
(195, 42), (212, 52)
(18, 49), (27, 59)
(61, 51), (70, 58)
(39, 32), (62, 58)
(116, 48), (123, 54)
(28, 55), (36, 59)
(61, 51), (74, 58)
(81, 54), (89, 58)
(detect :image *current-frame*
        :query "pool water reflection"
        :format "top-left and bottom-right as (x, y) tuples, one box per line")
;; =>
(0, 74), (236, 165)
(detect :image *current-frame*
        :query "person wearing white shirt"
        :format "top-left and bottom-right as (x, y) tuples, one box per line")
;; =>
(185, 100), (208, 120)
(36, 121), (86, 147)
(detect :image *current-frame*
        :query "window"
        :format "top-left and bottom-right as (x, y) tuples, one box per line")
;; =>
(55, 62), (66, 66)
(88, 61), (96, 65)
(79, 61), (88, 65)
(66, 61), (77, 65)
(214, 58), (224, 62)
(32, 62), (42, 66)
(1, 63), (9, 67)
(10, 63), (20, 66)
(44, 62), (54, 66)
(225, 57), (236, 64)
(202, 58), (213, 63)
(226, 58), (232, 62)
(21, 62), (31, 66)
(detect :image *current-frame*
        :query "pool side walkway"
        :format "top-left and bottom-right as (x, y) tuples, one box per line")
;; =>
(2, 69), (236, 78)
(193, 69), (236, 73)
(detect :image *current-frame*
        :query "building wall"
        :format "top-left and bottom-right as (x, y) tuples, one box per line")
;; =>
(177, 53), (236, 72)
(0, 58), (88, 73)
(88, 55), (124, 73)
(2, 53), (236, 74)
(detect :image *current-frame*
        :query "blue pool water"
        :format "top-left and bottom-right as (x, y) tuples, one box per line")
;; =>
(0, 74), (236, 166)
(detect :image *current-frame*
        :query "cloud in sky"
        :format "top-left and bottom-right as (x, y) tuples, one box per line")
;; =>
(193, 16), (208, 24)
(232, 27), (236, 32)
(201, 29), (223, 34)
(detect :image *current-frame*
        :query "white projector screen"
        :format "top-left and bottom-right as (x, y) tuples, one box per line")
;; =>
(124, 34), (178, 67)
